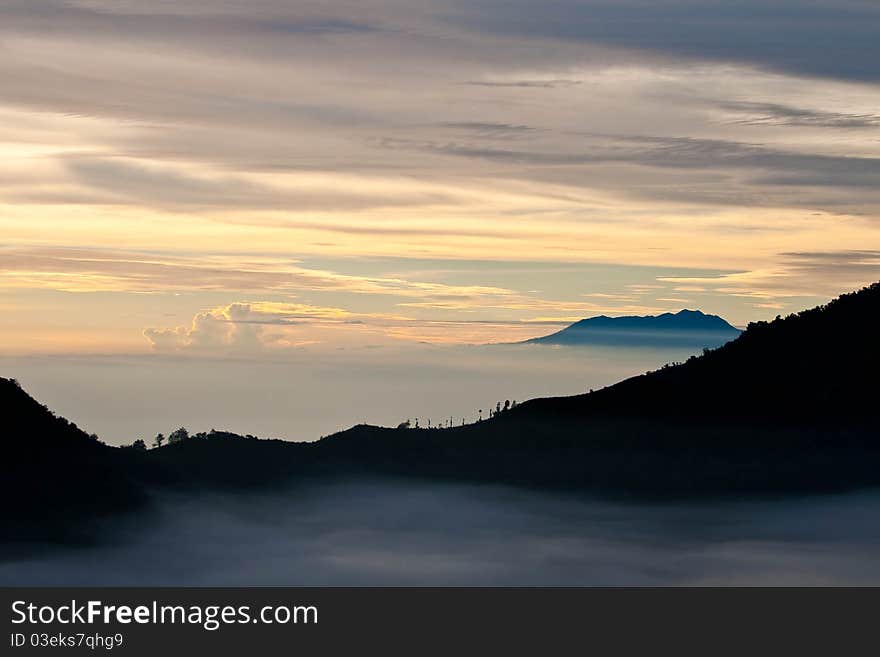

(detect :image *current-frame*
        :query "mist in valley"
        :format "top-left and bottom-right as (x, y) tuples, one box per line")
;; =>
(3, 481), (880, 586)
(4, 340), (878, 586)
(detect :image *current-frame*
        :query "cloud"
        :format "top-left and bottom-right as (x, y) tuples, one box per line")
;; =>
(3, 10), (880, 221)
(375, 132), (880, 212)
(659, 250), (880, 302)
(62, 156), (461, 211)
(143, 288), (688, 352)
(718, 101), (880, 129)
(464, 79), (583, 88)
(2, 0), (880, 347)
(9, 1), (880, 84)
(0, 247), (675, 321)
(144, 303), (261, 351)
(451, 0), (880, 82)
(0, 247), (523, 299)
(144, 301), (365, 351)
(437, 122), (539, 139)
(7, 482), (880, 585)
(383, 133), (880, 182)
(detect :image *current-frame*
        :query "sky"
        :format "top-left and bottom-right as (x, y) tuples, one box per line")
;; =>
(2, 0), (880, 357)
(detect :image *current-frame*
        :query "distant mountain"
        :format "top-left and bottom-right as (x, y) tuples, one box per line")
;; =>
(2, 282), (879, 545)
(524, 309), (741, 347)
(313, 282), (878, 494)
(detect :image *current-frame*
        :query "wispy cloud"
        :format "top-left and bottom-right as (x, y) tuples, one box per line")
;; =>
(0, 247), (520, 299)
(659, 251), (880, 304)
(718, 101), (880, 129)
(464, 79), (583, 89)
(1, 0), (880, 352)
(436, 122), (540, 139)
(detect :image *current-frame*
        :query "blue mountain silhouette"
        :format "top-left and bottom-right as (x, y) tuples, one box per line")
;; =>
(525, 309), (740, 347)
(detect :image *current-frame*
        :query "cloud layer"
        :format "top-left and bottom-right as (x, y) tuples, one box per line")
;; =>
(1, 1), (879, 352)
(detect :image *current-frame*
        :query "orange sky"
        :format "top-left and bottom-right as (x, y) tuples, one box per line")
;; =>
(1, 1), (879, 355)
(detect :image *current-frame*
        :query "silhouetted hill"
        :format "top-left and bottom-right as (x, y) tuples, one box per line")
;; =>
(2, 282), (879, 546)
(143, 430), (310, 488)
(0, 378), (145, 546)
(518, 282), (878, 420)
(314, 282), (879, 493)
(524, 309), (740, 347)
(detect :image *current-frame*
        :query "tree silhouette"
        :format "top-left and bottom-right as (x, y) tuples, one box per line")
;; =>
(152, 433), (165, 448)
(168, 427), (189, 444)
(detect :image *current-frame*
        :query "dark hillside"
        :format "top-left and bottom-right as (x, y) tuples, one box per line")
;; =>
(313, 283), (880, 495)
(1, 283), (878, 548)
(518, 281), (880, 421)
(0, 378), (144, 545)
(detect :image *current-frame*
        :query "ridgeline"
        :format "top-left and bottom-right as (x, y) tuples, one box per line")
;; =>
(2, 282), (878, 545)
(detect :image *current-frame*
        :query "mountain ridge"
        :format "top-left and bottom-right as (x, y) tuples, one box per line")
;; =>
(523, 308), (741, 347)
(2, 281), (879, 545)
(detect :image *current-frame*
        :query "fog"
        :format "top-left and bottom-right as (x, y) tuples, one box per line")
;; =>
(6, 342), (877, 585)
(4, 482), (880, 586)
(0, 343), (696, 445)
